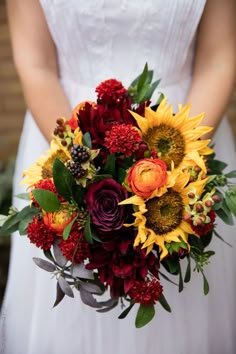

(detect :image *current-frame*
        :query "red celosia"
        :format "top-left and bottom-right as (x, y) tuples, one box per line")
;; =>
(95, 79), (128, 105)
(191, 210), (216, 236)
(31, 179), (64, 207)
(104, 124), (142, 156)
(27, 216), (56, 250)
(128, 279), (163, 306)
(59, 229), (90, 264)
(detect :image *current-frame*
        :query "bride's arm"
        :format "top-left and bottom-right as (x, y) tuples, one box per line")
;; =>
(186, 0), (236, 136)
(7, 0), (72, 142)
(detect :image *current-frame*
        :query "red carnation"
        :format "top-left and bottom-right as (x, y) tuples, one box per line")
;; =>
(95, 79), (128, 105)
(31, 179), (64, 207)
(59, 229), (90, 264)
(190, 210), (216, 236)
(128, 279), (163, 306)
(104, 124), (142, 156)
(27, 216), (56, 250)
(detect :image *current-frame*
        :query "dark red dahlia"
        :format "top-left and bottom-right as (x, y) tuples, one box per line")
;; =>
(128, 279), (163, 306)
(95, 79), (128, 105)
(27, 216), (56, 250)
(190, 210), (216, 236)
(78, 100), (135, 149)
(104, 124), (142, 156)
(58, 229), (90, 264)
(31, 179), (64, 207)
(86, 234), (160, 298)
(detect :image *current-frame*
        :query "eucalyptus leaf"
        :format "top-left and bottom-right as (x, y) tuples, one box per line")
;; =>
(158, 294), (171, 313)
(33, 257), (57, 272)
(71, 264), (94, 279)
(58, 276), (74, 297)
(53, 281), (65, 308)
(96, 298), (118, 313)
(32, 189), (60, 212)
(216, 207), (234, 225)
(53, 158), (74, 202)
(43, 249), (55, 262)
(0, 215), (8, 227)
(80, 281), (104, 294)
(0, 212), (20, 236)
(53, 240), (68, 267)
(79, 287), (103, 308)
(225, 193), (236, 216)
(135, 304), (155, 328)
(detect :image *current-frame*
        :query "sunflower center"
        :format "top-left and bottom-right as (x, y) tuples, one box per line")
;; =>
(145, 190), (183, 234)
(42, 150), (69, 179)
(144, 124), (185, 169)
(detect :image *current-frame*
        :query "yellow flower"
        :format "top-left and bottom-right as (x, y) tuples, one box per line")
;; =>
(130, 99), (213, 173)
(119, 170), (207, 260)
(21, 140), (71, 188)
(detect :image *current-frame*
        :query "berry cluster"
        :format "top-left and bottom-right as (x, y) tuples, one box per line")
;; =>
(67, 144), (90, 179)
(54, 118), (68, 146)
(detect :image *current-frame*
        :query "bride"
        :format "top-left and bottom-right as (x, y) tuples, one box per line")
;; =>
(1, 0), (236, 353)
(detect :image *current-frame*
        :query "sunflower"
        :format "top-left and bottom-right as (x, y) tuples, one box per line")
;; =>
(20, 140), (71, 188)
(130, 99), (213, 172)
(119, 170), (208, 260)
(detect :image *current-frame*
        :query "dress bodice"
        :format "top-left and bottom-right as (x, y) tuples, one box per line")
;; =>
(39, 0), (206, 107)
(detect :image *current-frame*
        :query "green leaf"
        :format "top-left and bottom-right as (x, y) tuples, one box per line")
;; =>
(117, 167), (127, 184)
(225, 170), (236, 178)
(216, 206), (234, 225)
(15, 193), (30, 201)
(84, 214), (93, 244)
(203, 273), (209, 295)
(207, 159), (227, 174)
(155, 92), (165, 106)
(62, 216), (77, 240)
(32, 189), (61, 212)
(52, 158), (74, 202)
(103, 154), (116, 177)
(72, 185), (86, 206)
(178, 264), (184, 292)
(164, 258), (179, 275)
(225, 193), (236, 216)
(184, 256), (191, 283)
(158, 294), (171, 313)
(0, 215), (8, 227)
(82, 132), (92, 149)
(145, 79), (161, 101)
(0, 212), (20, 236)
(118, 302), (135, 319)
(137, 63), (149, 91)
(18, 212), (37, 235)
(213, 229), (232, 247)
(135, 304), (155, 328)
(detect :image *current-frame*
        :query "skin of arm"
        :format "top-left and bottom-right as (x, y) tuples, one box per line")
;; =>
(186, 0), (236, 137)
(7, 0), (72, 142)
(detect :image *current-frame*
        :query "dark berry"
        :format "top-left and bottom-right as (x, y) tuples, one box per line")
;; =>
(70, 144), (90, 163)
(67, 161), (86, 179)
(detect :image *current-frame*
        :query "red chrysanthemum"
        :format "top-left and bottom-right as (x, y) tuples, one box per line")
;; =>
(59, 229), (90, 263)
(191, 210), (216, 236)
(27, 216), (56, 250)
(31, 179), (64, 207)
(104, 124), (142, 156)
(95, 79), (128, 105)
(128, 279), (163, 306)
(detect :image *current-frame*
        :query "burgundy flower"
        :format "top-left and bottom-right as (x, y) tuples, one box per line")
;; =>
(104, 124), (142, 156)
(128, 279), (163, 306)
(86, 233), (160, 298)
(84, 178), (128, 233)
(95, 79), (128, 105)
(59, 229), (90, 263)
(190, 210), (216, 236)
(78, 101), (135, 148)
(27, 216), (56, 250)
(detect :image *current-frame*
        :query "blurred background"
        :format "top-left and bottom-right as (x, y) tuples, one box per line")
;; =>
(0, 0), (236, 306)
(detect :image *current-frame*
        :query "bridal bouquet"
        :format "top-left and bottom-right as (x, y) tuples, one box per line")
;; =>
(1, 64), (236, 327)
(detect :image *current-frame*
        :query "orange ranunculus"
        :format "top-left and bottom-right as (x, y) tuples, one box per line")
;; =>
(43, 208), (77, 235)
(127, 158), (168, 199)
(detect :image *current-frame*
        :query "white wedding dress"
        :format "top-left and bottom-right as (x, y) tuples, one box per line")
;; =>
(1, 1), (236, 353)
